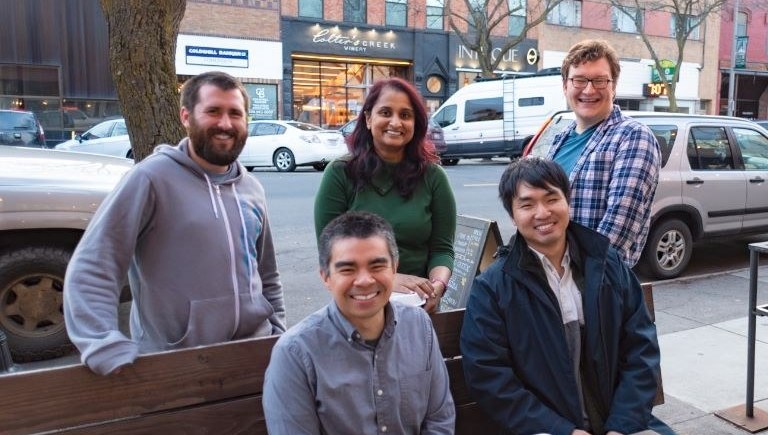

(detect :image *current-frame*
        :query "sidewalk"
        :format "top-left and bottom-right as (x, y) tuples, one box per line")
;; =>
(649, 267), (768, 434)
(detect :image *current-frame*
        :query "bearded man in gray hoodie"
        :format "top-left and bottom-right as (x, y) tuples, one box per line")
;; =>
(64, 71), (286, 375)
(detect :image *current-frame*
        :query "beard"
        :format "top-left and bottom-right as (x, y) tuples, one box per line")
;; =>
(188, 116), (248, 167)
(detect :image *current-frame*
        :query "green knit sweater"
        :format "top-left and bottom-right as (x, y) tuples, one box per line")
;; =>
(314, 159), (456, 277)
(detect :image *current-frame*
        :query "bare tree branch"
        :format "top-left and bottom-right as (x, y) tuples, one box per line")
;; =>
(609, 0), (728, 112)
(445, 0), (565, 77)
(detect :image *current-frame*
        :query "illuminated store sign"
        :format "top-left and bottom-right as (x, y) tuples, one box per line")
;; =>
(185, 46), (248, 68)
(310, 26), (397, 53)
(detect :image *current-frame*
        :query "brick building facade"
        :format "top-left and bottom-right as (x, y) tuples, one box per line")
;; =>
(718, 0), (768, 119)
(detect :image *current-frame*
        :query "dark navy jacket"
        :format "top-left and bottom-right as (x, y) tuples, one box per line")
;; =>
(460, 222), (662, 435)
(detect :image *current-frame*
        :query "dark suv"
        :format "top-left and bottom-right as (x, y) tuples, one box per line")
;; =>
(0, 110), (46, 147)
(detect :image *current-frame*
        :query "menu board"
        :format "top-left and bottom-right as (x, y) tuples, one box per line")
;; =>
(440, 215), (503, 311)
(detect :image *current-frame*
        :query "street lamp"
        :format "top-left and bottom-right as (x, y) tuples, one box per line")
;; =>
(726, 0), (740, 117)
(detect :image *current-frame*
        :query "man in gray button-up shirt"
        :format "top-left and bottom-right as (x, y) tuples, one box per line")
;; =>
(263, 211), (455, 435)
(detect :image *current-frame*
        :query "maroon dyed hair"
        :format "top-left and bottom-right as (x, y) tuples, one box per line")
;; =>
(345, 77), (438, 198)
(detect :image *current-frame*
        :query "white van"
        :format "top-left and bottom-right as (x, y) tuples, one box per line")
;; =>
(432, 69), (567, 165)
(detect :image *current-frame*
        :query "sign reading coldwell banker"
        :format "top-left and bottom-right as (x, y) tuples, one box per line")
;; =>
(186, 46), (249, 68)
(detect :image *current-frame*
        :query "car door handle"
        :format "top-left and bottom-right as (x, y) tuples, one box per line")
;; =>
(686, 178), (704, 185)
(749, 177), (765, 184)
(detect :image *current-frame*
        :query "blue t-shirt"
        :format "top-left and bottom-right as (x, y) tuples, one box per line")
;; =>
(553, 124), (598, 176)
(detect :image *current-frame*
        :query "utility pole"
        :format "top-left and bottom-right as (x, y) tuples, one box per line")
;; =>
(727, 0), (740, 116)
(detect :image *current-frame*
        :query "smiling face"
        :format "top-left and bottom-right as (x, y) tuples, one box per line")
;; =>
(564, 57), (616, 132)
(320, 236), (397, 339)
(511, 182), (570, 261)
(181, 83), (248, 173)
(364, 87), (415, 162)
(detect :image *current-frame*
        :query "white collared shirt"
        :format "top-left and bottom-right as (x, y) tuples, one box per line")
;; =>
(529, 245), (584, 326)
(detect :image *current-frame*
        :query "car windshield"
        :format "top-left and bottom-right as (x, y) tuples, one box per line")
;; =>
(286, 121), (323, 132)
(528, 113), (574, 158)
(0, 112), (35, 129)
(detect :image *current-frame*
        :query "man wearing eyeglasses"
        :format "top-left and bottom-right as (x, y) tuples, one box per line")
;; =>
(546, 39), (661, 268)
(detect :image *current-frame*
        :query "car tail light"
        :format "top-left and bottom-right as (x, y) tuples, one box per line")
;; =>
(300, 134), (321, 144)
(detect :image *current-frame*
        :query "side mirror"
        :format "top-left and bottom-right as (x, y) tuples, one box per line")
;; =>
(75, 134), (83, 142)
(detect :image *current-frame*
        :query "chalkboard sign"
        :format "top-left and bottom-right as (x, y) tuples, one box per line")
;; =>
(440, 215), (503, 311)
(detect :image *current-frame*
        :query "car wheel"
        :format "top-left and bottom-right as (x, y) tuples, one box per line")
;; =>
(244, 166), (255, 172)
(0, 247), (75, 362)
(640, 219), (693, 279)
(313, 162), (327, 171)
(441, 158), (459, 166)
(273, 148), (296, 172)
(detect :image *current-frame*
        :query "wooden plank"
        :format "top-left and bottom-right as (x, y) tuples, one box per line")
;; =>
(642, 283), (656, 322)
(61, 396), (267, 435)
(0, 335), (278, 434)
(445, 357), (472, 406)
(430, 309), (464, 358)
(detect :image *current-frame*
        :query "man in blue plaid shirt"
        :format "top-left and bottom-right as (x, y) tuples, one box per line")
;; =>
(547, 39), (660, 267)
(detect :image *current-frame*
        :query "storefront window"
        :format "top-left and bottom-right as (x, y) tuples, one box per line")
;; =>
(0, 65), (59, 97)
(292, 59), (407, 129)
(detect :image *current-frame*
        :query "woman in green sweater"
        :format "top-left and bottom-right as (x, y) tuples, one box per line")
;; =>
(314, 77), (456, 313)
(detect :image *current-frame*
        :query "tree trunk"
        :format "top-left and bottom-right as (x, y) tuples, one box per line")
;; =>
(100, 0), (187, 162)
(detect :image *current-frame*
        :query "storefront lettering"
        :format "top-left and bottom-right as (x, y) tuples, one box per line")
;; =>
(457, 45), (520, 63)
(311, 28), (396, 53)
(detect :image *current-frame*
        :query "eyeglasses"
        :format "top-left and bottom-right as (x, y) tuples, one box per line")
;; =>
(568, 77), (612, 89)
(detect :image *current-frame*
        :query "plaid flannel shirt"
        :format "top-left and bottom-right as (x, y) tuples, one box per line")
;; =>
(548, 105), (661, 267)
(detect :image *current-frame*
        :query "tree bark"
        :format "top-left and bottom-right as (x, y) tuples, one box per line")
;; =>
(100, 0), (187, 162)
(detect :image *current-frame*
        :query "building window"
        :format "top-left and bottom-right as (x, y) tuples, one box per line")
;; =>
(426, 0), (443, 29)
(298, 0), (323, 18)
(612, 6), (641, 33)
(386, 0), (407, 26)
(344, 0), (366, 23)
(736, 11), (747, 37)
(467, 0), (483, 31)
(670, 14), (699, 40)
(547, 0), (581, 27)
(508, 0), (526, 36)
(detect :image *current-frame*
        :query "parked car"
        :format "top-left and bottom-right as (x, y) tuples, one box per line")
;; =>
(55, 118), (133, 159)
(240, 120), (346, 172)
(338, 118), (448, 157)
(0, 146), (133, 362)
(0, 109), (46, 148)
(525, 110), (768, 279)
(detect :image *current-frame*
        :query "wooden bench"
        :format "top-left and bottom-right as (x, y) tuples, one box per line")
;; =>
(0, 285), (661, 434)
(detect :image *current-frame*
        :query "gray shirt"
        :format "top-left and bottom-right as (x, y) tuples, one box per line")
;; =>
(263, 301), (455, 435)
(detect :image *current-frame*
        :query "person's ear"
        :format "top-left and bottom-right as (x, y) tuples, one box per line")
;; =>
(364, 111), (372, 129)
(319, 269), (332, 290)
(180, 106), (191, 129)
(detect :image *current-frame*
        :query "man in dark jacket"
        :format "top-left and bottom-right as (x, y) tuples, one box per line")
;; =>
(460, 157), (672, 435)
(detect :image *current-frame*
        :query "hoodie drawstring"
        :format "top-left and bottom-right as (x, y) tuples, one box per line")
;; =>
(202, 173), (220, 219)
(232, 183), (256, 303)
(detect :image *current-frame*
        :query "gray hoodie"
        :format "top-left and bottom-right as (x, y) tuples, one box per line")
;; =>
(64, 139), (286, 375)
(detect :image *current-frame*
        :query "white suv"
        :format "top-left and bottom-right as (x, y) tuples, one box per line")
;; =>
(525, 111), (768, 279)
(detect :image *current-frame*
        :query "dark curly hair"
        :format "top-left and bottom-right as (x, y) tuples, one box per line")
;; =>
(345, 77), (438, 199)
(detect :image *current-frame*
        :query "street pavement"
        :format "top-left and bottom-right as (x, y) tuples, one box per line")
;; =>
(649, 265), (768, 434)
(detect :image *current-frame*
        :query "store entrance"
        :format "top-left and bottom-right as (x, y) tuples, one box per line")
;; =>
(291, 57), (410, 129)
